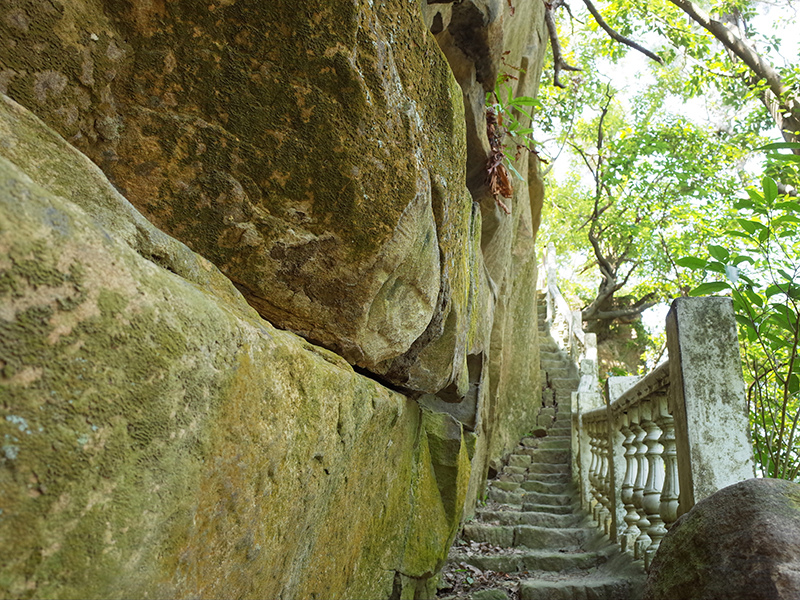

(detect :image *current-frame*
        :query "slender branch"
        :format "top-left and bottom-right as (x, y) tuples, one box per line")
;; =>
(544, 0), (582, 88)
(667, 0), (800, 148)
(668, 0), (784, 98)
(583, 301), (658, 321)
(581, 0), (664, 64)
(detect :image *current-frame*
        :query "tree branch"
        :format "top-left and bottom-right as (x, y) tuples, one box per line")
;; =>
(668, 0), (800, 147)
(581, 0), (664, 64)
(544, 0), (582, 88)
(583, 301), (658, 321)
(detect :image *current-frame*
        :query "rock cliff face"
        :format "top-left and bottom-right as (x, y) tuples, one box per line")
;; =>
(0, 0), (547, 597)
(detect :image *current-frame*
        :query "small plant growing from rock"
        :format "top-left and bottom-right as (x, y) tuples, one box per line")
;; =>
(485, 56), (544, 214)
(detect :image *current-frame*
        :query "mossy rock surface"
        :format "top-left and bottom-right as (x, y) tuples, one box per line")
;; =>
(645, 478), (800, 600)
(0, 0), (492, 395)
(0, 95), (471, 600)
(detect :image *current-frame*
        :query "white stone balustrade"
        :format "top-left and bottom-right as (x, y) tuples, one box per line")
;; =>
(573, 298), (755, 570)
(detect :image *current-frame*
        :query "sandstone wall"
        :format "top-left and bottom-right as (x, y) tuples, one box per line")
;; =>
(0, 0), (548, 597)
(0, 95), (472, 599)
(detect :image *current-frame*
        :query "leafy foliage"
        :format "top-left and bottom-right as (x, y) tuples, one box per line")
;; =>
(485, 64), (543, 213)
(678, 164), (800, 479)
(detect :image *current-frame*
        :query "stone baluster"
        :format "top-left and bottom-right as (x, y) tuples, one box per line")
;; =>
(620, 413), (640, 554)
(657, 395), (680, 538)
(631, 404), (651, 561)
(642, 398), (665, 569)
(588, 421), (601, 523)
(598, 425), (612, 535)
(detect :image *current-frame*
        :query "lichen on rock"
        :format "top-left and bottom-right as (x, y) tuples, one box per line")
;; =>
(0, 94), (475, 599)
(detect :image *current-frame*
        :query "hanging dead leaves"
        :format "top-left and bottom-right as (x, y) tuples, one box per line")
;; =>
(486, 107), (513, 215)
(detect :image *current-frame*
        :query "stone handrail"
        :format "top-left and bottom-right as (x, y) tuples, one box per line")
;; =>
(543, 242), (599, 391)
(573, 297), (755, 569)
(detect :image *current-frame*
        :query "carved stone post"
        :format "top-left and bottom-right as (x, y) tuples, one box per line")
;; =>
(620, 412), (640, 554)
(655, 395), (679, 555)
(598, 424), (611, 534)
(606, 376), (639, 547)
(643, 396), (665, 569)
(588, 420), (600, 521)
(666, 298), (754, 514)
(632, 403), (651, 561)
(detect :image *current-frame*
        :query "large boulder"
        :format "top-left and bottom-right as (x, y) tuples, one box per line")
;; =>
(0, 93), (473, 600)
(1, 0), (550, 567)
(0, 0), (547, 410)
(644, 478), (800, 600)
(0, 0), (489, 395)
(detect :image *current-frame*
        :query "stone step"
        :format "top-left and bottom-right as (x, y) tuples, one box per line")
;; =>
(535, 437), (570, 449)
(503, 465), (528, 475)
(476, 509), (583, 529)
(525, 472), (571, 484)
(540, 367), (570, 379)
(527, 460), (571, 474)
(517, 446), (570, 460)
(507, 453), (532, 468)
(549, 426), (571, 437)
(461, 524), (591, 549)
(450, 547), (612, 574)
(519, 575), (640, 600)
(522, 502), (578, 515)
(541, 359), (568, 371)
(515, 525), (591, 550)
(522, 491), (573, 507)
(461, 524), (515, 546)
(487, 487), (524, 505)
(520, 480), (571, 495)
(498, 473), (525, 483)
(550, 378), (580, 392)
(526, 448), (570, 464)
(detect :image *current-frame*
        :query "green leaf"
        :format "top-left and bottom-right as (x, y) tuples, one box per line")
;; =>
(723, 230), (754, 240)
(708, 244), (730, 262)
(675, 257), (708, 269)
(765, 153), (800, 164)
(736, 219), (757, 234)
(745, 189), (764, 205)
(744, 288), (764, 308)
(506, 160), (524, 181)
(763, 177), (779, 203)
(789, 374), (799, 395)
(736, 314), (757, 333)
(512, 106), (535, 122)
(705, 260), (726, 274)
(765, 284), (788, 298)
(775, 201), (800, 213)
(736, 219), (768, 235)
(758, 142), (800, 151)
(689, 281), (731, 296)
(509, 95), (542, 107)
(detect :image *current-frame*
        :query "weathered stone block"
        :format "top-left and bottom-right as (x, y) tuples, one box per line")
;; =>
(645, 478), (800, 600)
(508, 453), (532, 468)
(0, 0), (488, 397)
(0, 95), (467, 600)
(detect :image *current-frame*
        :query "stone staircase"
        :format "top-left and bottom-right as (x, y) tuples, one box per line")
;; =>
(436, 298), (645, 600)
